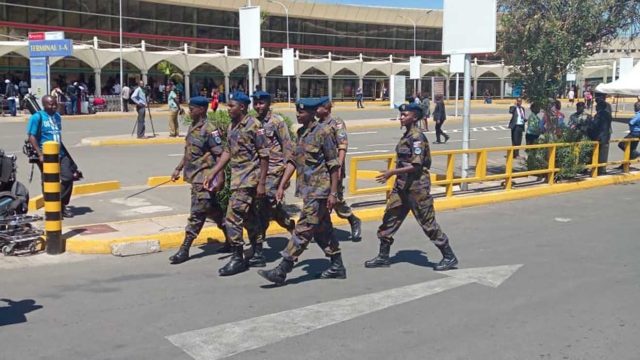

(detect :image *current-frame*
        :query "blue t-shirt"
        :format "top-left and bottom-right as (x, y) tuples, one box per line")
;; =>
(26, 110), (65, 156)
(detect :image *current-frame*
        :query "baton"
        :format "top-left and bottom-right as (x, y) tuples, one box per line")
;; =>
(124, 178), (174, 199)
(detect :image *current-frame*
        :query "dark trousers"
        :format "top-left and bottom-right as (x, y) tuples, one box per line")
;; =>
(435, 120), (448, 142)
(136, 106), (146, 138)
(525, 133), (539, 145)
(40, 153), (74, 207)
(356, 96), (363, 108)
(8, 98), (16, 116)
(511, 125), (524, 157)
(619, 132), (640, 160)
(123, 99), (129, 112)
(598, 141), (610, 175)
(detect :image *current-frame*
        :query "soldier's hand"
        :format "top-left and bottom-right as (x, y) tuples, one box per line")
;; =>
(327, 194), (337, 211)
(203, 174), (215, 191)
(276, 187), (285, 203)
(257, 183), (266, 198)
(171, 169), (181, 182)
(375, 170), (390, 184)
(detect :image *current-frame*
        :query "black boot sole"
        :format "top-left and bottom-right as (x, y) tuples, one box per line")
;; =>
(248, 259), (267, 268)
(434, 258), (458, 271)
(257, 270), (286, 285)
(318, 271), (347, 279)
(169, 257), (189, 264)
(364, 262), (390, 268)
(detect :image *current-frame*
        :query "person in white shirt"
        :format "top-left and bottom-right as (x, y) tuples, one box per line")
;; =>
(112, 82), (121, 96)
(131, 80), (147, 138)
(508, 97), (526, 158)
(121, 84), (131, 112)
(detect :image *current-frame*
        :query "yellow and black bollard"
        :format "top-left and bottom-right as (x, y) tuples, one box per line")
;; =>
(43, 141), (64, 254)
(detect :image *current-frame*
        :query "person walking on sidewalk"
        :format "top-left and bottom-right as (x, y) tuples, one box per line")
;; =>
(317, 99), (362, 242)
(258, 97), (345, 286)
(365, 102), (458, 271)
(169, 97), (229, 264)
(355, 86), (364, 108)
(432, 94), (449, 144)
(167, 84), (181, 137)
(121, 83), (131, 112)
(593, 102), (612, 175)
(4, 79), (17, 116)
(204, 91), (269, 276)
(508, 97), (526, 158)
(250, 91), (296, 267)
(131, 80), (147, 138)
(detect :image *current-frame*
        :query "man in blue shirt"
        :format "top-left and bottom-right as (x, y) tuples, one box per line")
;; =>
(131, 80), (148, 138)
(619, 102), (640, 160)
(26, 95), (79, 218)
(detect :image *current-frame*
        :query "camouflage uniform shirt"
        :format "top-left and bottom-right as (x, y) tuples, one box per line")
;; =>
(227, 114), (270, 190)
(394, 126), (431, 192)
(182, 120), (226, 184)
(293, 120), (339, 199)
(261, 111), (294, 195)
(320, 115), (349, 151)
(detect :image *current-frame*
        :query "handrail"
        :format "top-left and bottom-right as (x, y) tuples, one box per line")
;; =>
(349, 137), (640, 197)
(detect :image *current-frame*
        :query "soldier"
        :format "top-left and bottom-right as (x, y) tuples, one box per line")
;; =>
(364, 102), (458, 271)
(316, 99), (362, 241)
(258, 98), (345, 286)
(204, 91), (269, 276)
(568, 102), (592, 139)
(168, 96), (228, 264)
(250, 91), (296, 267)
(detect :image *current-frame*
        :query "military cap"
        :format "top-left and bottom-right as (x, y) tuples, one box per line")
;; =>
(229, 91), (251, 105)
(251, 90), (271, 101)
(189, 96), (210, 107)
(318, 96), (331, 107)
(296, 97), (324, 111)
(398, 103), (424, 118)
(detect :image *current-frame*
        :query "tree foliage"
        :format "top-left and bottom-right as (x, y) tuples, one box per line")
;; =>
(498, 0), (640, 107)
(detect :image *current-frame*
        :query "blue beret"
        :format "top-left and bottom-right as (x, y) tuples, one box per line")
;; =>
(399, 103), (423, 115)
(251, 90), (271, 101)
(318, 96), (331, 107)
(296, 97), (325, 111)
(229, 91), (251, 105)
(189, 96), (210, 107)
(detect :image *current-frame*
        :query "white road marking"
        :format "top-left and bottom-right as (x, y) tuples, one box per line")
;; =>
(348, 147), (359, 150)
(497, 136), (512, 140)
(110, 198), (151, 207)
(366, 143), (397, 147)
(119, 205), (173, 216)
(554, 217), (572, 223)
(350, 131), (378, 135)
(167, 265), (522, 360)
(347, 150), (391, 155)
(168, 153), (184, 157)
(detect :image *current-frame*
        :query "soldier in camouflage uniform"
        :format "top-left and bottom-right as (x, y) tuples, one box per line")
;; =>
(258, 97), (345, 286)
(568, 102), (593, 139)
(365, 102), (458, 271)
(316, 99), (362, 241)
(169, 96), (228, 264)
(205, 92), (269, 276)
(250, 91), (296, 267)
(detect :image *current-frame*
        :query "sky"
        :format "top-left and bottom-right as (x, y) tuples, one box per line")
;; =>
(309, 0), (443, 9)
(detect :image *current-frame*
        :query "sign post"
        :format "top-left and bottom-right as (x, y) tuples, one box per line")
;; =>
(28, 32), (72, 106)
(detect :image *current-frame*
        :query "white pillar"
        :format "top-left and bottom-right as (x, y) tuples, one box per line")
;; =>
(93, 69), (101, 96)
(184, 72), (191, 102)
(224, 73), (230, 102)
(328, 76), (333, 101)
(500, 77), (505, 99)
(262, 76), (267, 92)
(295, 76), (301, 100)
(142, 71), (148, 86)
(417, 78), (422, 95)
(445, 76), (450, 100)
(473, 76), (478, 100)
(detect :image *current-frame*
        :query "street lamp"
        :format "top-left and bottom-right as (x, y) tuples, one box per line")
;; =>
(268, 0), (292, 107)
(399, 15), (418, 95)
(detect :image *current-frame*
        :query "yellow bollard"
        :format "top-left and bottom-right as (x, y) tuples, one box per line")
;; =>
(43, 141), (64, 254)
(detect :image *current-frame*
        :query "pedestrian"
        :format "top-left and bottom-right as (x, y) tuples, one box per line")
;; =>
(168, 96), (229, 264)
(525, 103), (544, 145)
(592, 102), (612, 175)
(112, 81), (121, 96)
(26, 95), (82, 219)
(167, 84), (181, 137)
(364, 102), (458, 271)
(584, 87), (593, 110)
(250, 90), (296, 267)
(508, 97), (526, 157)
(483, 89), (492, 104)
(65, 82), (77, 115)
(257, 97), (345, 286)
(131, 80), (147, 138)
(568, 87), (575, 104)
(210, 89), (219, 112)
(617, 102), (640, 161)
(204, 91), (269, 276)
(18, 79), (29, 99)
(568, 101), (592, 139)
(121, 83), (131, 112)
(432, 94), (449, 144)
(4, 79), (17, 116)
(420, 93), (431, 131)
(317, 99), (362, 242)
(355, 86), (364, 108)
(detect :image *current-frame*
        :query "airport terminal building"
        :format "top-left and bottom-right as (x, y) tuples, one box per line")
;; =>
(1, 0), (637, 101)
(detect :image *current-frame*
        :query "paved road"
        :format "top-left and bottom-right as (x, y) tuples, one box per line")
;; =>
(1, 184), (638, 359)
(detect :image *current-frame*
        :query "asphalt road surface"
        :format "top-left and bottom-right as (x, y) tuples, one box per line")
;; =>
(1, 184), (638, 359)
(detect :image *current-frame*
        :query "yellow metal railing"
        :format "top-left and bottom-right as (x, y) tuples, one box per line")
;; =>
(349, 138), (640, 197)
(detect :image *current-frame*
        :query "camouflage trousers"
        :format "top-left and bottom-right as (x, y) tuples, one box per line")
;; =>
(333, 179), (354, 219)
(225, 188), (262, 247)
(184, 184), (226, 244)
(281, 198), (340, 261)
(377, 189), (449, 247)
(253, 195), (293, 237)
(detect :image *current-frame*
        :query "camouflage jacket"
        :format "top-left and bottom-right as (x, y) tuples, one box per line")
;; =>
(260, 111), (294, 192)
(182, 120), (226, 184)
(394, 126), (431, 192)
(227, 114), (269, 190)
(293, 120), (339, 199)
(319, 115), (349, 151)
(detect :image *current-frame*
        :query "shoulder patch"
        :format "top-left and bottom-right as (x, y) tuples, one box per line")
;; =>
(414, 148), (422, 155)
(413, 141), (422, 147)
(257, 128), (265, 136)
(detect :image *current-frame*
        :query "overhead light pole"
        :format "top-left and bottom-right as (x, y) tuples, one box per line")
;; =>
(268, 0), (291, 107)
(119, 0), (124, 112)
(399, 15), (418, 96)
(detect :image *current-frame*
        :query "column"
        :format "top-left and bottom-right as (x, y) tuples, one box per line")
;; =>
(359, 77), (364, 101)
(142, 71), (148, 85)
(445, 76), (450, 100)
(500, 77), (505, 99)
(93, 69), (101, 97)
(295, 75), (301, 100)
(224, 73), (230, 103)
(417, 79), (422, 95)
(473, 77), (478, 100)
(328, 76), (333, 101)
(184, 72), (191, 102)
(262, 76), (267, 93)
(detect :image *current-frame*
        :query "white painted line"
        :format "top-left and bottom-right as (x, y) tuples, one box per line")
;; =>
(168, 153), (183, 157)
(481, 127), (488, 131)
(490, 126), (498, 131)
(348, 147), (359, 150)
(497, 136), (512, 140)
(167, 265), (522, 360)
(347, 150), (391, 155)
(366, 143), (397, 147)
(350, 131), (378, 135)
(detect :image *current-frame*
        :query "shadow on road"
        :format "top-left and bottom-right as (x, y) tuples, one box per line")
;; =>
(0, 298), (43, 327)
(391, 249), (436, 268)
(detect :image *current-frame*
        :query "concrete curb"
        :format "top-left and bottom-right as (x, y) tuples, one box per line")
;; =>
(63, 171), (640, 254)
(28, 180), (121, 211)
(147, 176), (186, 187)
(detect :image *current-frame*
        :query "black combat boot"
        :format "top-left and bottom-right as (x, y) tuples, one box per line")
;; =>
(247, 242), (267, 267)
(347, 215), (362, 242)
(257, 258), (294, 285)
(284, 219), (296, 233)
(364, 242), (391, 268)
(319, 253), (347, 279)
(434, 243), (458, 271)
(218, 246), (247, 276)
(169, 237), (194, 264)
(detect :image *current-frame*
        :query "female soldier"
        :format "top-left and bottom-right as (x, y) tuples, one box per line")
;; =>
(365, 102), (458, 271)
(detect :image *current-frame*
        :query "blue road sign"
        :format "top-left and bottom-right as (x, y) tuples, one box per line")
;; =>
(29, 39), (73, 58)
